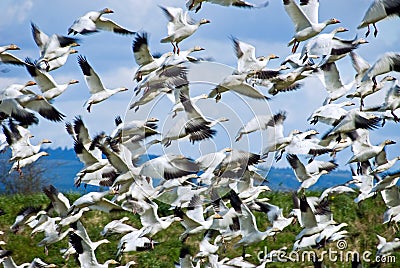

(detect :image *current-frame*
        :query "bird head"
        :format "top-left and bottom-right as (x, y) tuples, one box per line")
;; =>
(102, 8), (114, 14)
(7, 44), (20, 50)
(384, 140), (396, 145)
(68, 79), (79, 85)
(147, 117), (159, 122)
(25, 81), (37, 87)
(199, 19), (211, 25)
(268, 54), (279, 60)
(192, 46), (205, 52)
(223, 147), (232, 153)
(382, 76), (396, 82)
(328, 18), (341, 25)
(335, 27), (348, 33)
(217, 117), (230, 122)
(69, 49), (79, 54)
(41, 139), (52, 144)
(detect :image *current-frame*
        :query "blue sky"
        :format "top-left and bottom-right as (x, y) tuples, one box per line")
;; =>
(1, 0), (400, 170)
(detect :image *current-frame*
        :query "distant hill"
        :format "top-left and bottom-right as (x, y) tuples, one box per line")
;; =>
(1, 147), (352, 193)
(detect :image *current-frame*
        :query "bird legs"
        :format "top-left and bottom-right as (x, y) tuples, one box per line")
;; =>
(87, 103), (93, 113)
(365, 23), (378, 38)
(171, 42), (181, 55)
(391, 110), (399, 122)
(291, 40), (300, 54)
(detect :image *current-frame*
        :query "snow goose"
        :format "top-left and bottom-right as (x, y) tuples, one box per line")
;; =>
(234, 203), (271, 255)
(92, 141), (139, 189)
(68, 8), (136, 36)
(1, 83), (65, 121)
(300, 27), (348, 65)
(281, 52), (317, 68)
(322, 108), (381, 139)
(347, 137), (396, 164)
(175, 194), (221, 241)
(348, 75), (396, 109)
(349, 163), (376, 203)
(361, 52), (400, 88)
(168, 91), (208, 118)
(2, 121), (51, 163)
(66, 116), (103, 158)
(324, 36), (368, 64)
(132, 32), (173, 81)
(131, 64), (188, 108)
(57, 207), (90, 228)
(283, 0), (341, 53)
(284, 129), (332, 157)
(252, 201), (294, 234)
(110, 115), (159, 143)
(139, 154), (199, 180)
(71, 140), (112, 187)
(10, 206), (42, 233)
(135, 198), (180, 236)
(161, 88), (227, 147)
(0, 95), (39, 126)
(214, 148), (264, 178)
(195, 230), (222, 258)
(232, 37), (278, 73)
(376, 235), (400, 256)
(0, 44), (26, 66)
(31, 22), (79, 71)
(364, 78), (400, 121)
(42, 184), (71, 217)
(287, 154), (337, 191)
(257, 65), (312, 96)
(9, 151), (49, 174)
(13, 94), (65, 122)
(160, 6), (210, 54)
(317, 62), (355, 104)
(77, 55), (128, 112)
(260, 112), (300, 159)
(308, 101), (355, 125)
(30, 213), (61, 237)
(24, 58), (79, 100)
(370, 170), (400, 193)
(346, 51), (395, 108)
(358, 0), (400, 37)
(372, 156), (400, 174)
(318, 183), (356, 201)
(179, 84), (228, 143)
(235, 111), (282, 141)
(69, 225), (119, 268)
(382, 185), (400, 224)
(100, 217), (137, 236)
(162, 45), (205, 67)
(37, 227), (74, 255)
(1, 254), (30, 268)
(116, 228), (155, 256)
(186, 0), (269, 13)
(67, 189), (120, 214)
(208, 71), (269, 102)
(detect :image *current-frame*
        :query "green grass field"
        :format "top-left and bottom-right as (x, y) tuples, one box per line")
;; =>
(0, 190), (399, 267)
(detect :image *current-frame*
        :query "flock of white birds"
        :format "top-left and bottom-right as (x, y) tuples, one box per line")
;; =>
(1, 0), (400, 267)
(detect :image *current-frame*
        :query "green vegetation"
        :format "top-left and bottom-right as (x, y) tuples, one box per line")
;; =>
(0, 191), (399, 267)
